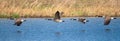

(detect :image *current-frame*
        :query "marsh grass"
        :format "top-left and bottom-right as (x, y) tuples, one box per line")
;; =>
(11, 13), (20, 18)
(0, 14), (8, 18)
(0, 0), (120, 18)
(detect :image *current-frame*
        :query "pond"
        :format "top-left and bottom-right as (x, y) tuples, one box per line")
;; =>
(0, 17), (120, 41)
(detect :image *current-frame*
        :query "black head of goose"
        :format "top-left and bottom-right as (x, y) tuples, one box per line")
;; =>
(14, 18), (26, 26)
(78, 17), (88, 24)
(104, 16), (116, 25)
(54, 11), (64, 22)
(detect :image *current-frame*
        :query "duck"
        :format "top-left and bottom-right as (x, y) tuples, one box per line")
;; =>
(78, 17), (88, 24)
(54, 11), (64, 22)
(14, 18), (26, 26)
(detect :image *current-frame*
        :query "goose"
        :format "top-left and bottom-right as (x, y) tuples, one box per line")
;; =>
(54, 11), (64, 22)
(78, 17), (88, 24)
(14, 18), (26, 26)
(104, 16), (116, 25)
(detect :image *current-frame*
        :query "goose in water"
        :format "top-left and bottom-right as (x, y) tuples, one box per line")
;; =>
(104, 16), (116, 25)
(78, 17), (88, 24)
(54, 11), (64, 22)
(14, 18), (26, 26)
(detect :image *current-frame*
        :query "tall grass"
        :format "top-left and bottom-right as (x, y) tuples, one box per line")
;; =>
(0, 0), (120, 18)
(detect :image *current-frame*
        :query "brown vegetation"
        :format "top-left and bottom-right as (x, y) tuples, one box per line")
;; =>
(0, 0), (120, 18)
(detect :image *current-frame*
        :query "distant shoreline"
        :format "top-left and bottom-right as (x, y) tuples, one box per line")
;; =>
(0, 16), (120, 18)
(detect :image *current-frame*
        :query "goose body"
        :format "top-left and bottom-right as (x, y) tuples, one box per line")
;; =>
(104, 16), (111, 25)
(14, 18), (25, 26)
(104, 16), (116, 25)
(54, 11), (64, 22)
(95, 15), (116, 25)
(78, 18), (88, 24)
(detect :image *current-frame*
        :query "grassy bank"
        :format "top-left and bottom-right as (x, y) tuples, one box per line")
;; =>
(0, 0), (120, 18)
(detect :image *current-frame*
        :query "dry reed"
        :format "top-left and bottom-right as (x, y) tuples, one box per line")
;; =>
(0, 0), (120, 18)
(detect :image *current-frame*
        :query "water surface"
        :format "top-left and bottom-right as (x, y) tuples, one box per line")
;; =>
(0, 17), (120, 41)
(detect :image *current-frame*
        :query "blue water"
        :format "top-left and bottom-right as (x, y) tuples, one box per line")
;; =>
(0, 17), (120, 41)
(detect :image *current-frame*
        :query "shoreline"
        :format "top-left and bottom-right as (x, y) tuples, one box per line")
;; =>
(0, 16), (120, 18)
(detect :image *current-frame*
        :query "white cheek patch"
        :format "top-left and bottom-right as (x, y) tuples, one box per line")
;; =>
(21, 19), (24, 22)
(83, 20), (87, 22)
(111, 17), (114, 19)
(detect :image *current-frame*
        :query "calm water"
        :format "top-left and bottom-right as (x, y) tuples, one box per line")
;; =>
(0, 17), (120, 41)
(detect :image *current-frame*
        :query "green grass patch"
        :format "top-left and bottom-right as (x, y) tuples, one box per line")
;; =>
(0, 14), (8, 18)
(11, 13), (20, 18)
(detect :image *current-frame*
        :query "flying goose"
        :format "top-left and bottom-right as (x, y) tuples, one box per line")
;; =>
(104, 16), (116, 25)
(54, 11), (64, 22)
(14, 18), (26, 26)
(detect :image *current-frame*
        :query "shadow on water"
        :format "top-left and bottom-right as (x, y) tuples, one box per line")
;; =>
(0, 17), (120, 41)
